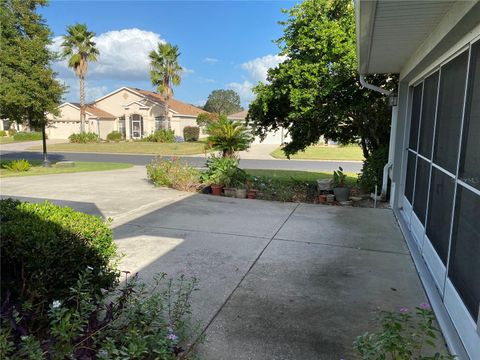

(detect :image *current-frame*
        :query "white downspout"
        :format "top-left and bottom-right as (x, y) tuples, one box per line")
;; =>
(359, 75), (395, 200)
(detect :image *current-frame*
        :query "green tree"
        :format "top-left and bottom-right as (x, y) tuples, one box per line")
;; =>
(196, 112), (219, 127)
(61, 23), (99, 132)
(203, 89), (243, 115)
(0, 0), (64, 164)
(149, 42), (182, 130)
(247, 0), (396, 158)
(206, 115), (253, 157)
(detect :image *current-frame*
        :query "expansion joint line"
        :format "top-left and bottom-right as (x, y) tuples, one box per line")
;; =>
(187, 203), (300, 355)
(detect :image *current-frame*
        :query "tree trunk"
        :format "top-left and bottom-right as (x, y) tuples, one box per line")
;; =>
(164, 93), (170, 131)
(80, 75), (85, 133)
(41, 124), (50, 167)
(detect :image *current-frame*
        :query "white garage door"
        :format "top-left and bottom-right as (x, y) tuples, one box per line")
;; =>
(47, 121), (81, 139)
(253, 128), (291, 145)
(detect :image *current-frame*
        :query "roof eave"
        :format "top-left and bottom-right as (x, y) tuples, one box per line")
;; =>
(355, 0), (377, 75)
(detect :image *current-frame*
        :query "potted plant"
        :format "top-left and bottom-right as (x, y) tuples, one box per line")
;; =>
(235, 182), (247, 198)
(332, 166), (350, 202)
(209, 173), (223, 196)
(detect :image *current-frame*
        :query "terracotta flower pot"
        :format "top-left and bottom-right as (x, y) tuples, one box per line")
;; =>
(247, 189), (258, 199)
(318, 194), (327, 203)
(211, 184), (223, 196)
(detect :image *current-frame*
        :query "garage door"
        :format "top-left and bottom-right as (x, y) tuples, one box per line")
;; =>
(47, 121), (81, 139)
(253, 127), (291, 144)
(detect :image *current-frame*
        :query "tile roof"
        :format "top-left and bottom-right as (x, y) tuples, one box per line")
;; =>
(128, 87), (207, 117)
(228, 110), (248, 119)
(70, 103), (115, 118)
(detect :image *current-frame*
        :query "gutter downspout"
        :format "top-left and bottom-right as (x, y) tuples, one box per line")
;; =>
(359, 75), (395, 200)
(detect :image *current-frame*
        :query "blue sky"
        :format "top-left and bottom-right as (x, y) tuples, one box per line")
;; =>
(40, 0), (296, 107)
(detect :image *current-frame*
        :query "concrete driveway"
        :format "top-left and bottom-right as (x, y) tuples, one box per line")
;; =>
(0, 166), (430, 359)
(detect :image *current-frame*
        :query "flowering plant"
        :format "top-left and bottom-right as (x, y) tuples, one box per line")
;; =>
(354, 303), (455, 360)
(0, 269), (202, 359)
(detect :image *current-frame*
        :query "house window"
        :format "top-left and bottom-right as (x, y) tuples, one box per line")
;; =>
(155, 116), (166, 131)
(118, 116), (126, 136)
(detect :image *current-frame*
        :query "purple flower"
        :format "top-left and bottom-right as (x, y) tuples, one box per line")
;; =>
(399, 307), (409, 313)
(167, 333), (179, 342)
(419, 302), (431, 310)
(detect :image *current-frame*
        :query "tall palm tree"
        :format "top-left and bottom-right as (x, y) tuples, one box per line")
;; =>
(149, 42), (182, 130)
(61, 23), (99, 132)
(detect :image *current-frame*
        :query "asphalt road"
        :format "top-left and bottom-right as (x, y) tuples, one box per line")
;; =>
(0, 150), (363, 172)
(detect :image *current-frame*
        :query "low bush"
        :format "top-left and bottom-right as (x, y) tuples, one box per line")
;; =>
(354, 304), (454, 359)
(8, 128), (17, 136)
(13, 131), (44, 141)
(143, 129), (175, 143)
(2, 159), (31, 172)
(0, 130), (6, 137)
(183, 126), (200, 142)
(358, 146), (389, 194)
(0, 271), (202, 359)
(200, 155), (247, 187)
(251, 176), (317, 203)
(106, 130), (124, 142)
(69, 132), (99, 143)
(0, 199), (118, 323)
(147, 157), (201, 192)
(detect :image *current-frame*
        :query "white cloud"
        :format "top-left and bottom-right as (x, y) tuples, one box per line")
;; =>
(228, 80), (255, 106)
(241, 54), (286, 83)
(228, 54), (286, 106)
(51, 28), (168, 81)
(203, 57), (218, 64)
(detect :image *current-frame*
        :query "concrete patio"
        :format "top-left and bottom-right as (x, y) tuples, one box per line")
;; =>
(0, 167), (431, 359)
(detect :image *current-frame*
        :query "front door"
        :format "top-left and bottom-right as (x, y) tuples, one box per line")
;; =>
(130, 114), (143, 139)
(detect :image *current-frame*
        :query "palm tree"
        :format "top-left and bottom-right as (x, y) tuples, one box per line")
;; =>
(61, 23), (99, 132)
(206, 115), (253, 157)
(149, 42), (182, 130)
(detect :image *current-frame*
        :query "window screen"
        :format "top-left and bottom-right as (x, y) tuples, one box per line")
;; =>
(418, 72), (439, 159)
(413, 157), (430, 224)
(448, 186), (480, 320)
(459, 41), (480, 191)
(405, 151), (416, 204)
(426, 167), (455, 264)
(409, 84), (423, 151)
(433, 51), (469, 174)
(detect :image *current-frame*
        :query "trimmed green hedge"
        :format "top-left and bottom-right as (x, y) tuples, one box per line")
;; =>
(69, 132), (99, 143)
(143, 129), (175, 143)
(106, 130), (124, 142)
(0, 199), (118, 310)
(183, 126), (200, 142)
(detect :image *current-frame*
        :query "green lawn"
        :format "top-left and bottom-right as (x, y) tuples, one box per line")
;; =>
(271, 144), (364, 161)
(0, 137), (25, 144)
(0, 161), (132, 178)
(246, 169), (358, 186)
(29, 141), (207, 155)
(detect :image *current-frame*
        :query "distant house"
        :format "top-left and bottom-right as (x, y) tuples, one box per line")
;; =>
(356, 1), (479, 359)
(46, 87), (207, 139)
(228, 110), (291, 145)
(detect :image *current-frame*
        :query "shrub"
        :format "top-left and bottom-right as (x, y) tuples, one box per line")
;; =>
(106, 130), (124, 142)
(183, 126), (200, 142)
(2, 159), (31, 172)
(8, 128), (17, 136)
(147, 157), (201, 192)
(13, 131), (44, 141)
(200, 155), (247, 187)
(69, 132), (99, 143)
(143, 129), (175, 143)
(358, 146), (389, 194)
(0, 271), (202, 359)
(0, 130), (6, 136)
(251, 175), (317, 203)
(205, 115), (253, 157)
(354, 304), (454, 360)
(0, 199), (118, 320)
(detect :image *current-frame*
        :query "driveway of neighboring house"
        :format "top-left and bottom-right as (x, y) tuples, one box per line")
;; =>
(0, 139), (66, 152)
(0, 166), (432, 359)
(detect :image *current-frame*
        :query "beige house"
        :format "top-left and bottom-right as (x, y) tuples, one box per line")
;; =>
(46, 87), (207, 140)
